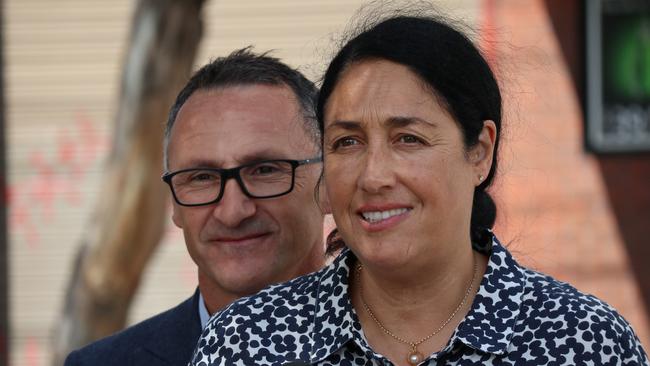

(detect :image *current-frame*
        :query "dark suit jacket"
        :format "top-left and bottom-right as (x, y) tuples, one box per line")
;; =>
(64, 290), (202, 366)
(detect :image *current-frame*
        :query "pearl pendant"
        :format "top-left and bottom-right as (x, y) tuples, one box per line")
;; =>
(407, 351), (423, 365)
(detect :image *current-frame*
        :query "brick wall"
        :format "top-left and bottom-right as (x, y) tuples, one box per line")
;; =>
(486, 0), (649, 348)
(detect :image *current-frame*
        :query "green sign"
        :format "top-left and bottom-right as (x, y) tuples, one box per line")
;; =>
(586, 0), (650, 152)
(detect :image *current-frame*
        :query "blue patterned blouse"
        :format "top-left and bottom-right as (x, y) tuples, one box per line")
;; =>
(190, 234), (649, 365)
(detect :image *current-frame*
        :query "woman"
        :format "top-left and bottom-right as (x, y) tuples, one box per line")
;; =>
(190, 14), (649, 366)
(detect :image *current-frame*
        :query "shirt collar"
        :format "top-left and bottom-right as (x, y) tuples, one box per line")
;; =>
(453, 236), (527, 355)
(309, 235), (526, 362)
(198, 291), (210, 329)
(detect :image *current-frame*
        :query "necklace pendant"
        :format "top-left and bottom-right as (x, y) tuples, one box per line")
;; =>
(407, 351), (423, 365)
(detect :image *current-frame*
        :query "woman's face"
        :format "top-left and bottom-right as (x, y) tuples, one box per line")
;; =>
(323, 59), (492, 269)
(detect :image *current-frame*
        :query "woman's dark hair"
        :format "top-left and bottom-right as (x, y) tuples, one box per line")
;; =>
(318, 14), (501, 247)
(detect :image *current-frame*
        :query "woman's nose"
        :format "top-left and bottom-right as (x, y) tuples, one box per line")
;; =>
(357, 146), (396, 194)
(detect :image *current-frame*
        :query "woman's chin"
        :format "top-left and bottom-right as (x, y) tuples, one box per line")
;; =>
(352, 243), (415, 269)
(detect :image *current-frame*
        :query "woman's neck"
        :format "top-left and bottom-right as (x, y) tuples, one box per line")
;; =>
(350, 247), (487, 366)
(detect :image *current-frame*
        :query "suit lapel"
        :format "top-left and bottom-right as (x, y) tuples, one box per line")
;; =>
(141, 289), (203, 365)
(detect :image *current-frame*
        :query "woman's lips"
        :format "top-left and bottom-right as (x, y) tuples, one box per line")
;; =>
(357, 205), (412, 232)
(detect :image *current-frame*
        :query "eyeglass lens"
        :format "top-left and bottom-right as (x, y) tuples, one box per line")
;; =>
(170, 160), (294, 205)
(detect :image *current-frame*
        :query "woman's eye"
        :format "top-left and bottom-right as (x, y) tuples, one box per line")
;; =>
(398, 134), (422, 144)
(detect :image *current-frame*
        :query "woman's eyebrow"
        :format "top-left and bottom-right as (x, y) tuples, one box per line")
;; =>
(328, 117), (438, 131)
(386, 116), (438, 129)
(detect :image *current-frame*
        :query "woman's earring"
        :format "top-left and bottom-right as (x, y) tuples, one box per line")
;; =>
(478, 174), (484, 182)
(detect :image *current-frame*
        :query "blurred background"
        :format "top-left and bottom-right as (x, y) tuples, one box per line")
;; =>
(2, 0), (649, 365)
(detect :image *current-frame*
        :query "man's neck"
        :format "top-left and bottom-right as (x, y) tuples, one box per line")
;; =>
(198, 240), (327, 314)
(197, 278), (240, 315)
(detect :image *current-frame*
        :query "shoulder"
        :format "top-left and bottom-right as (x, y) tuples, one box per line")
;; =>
(205, 268), (321, 334)
(517, 269), (648, 363)
(194, 265), (327, 365)
(523, 268), (625, 326)
(65, 293), (200, 366)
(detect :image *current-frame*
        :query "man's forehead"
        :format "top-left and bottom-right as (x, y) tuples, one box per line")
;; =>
(190, 83), (298, 108)
(175, 132), (317, 170)
(168, 85), (317, 169)
(177, 84), (296, 126)
(224, 123), (317, 161)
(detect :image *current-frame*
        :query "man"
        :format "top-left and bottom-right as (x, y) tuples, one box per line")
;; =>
(64, 48), (327, 365)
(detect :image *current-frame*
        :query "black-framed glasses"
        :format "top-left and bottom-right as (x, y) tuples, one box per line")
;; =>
(162, 157), (322, 207)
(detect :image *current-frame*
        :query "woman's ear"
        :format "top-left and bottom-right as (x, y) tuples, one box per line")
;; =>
(469, 120), (497, 183)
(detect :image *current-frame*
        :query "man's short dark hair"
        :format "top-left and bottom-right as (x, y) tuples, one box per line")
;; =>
(164, 47), (319, 170)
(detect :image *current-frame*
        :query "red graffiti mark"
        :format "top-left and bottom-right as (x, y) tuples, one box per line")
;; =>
(25, 336), (39, 366)
(9, 112), (109, 249)
(76, 112), (108, 165)
(11, 203), (40, 249)
(29, 151), (56, 221)
(58, 128), (76, 165)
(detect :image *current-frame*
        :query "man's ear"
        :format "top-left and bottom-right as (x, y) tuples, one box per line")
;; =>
(317, 176), (332, 215)
(171, 204), (183, 229)
(469, 120), (497, 182)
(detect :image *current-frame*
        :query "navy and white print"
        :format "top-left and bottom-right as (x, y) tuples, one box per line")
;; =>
(190, 235), (649, 365)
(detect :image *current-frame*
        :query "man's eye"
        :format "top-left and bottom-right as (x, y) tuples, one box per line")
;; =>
(190, 172), (219, 182)
(252, 165), (280, 175)
(332, 137), (360, 149)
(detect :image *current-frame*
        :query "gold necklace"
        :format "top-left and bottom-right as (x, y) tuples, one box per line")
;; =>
(355, 257), (478, 365)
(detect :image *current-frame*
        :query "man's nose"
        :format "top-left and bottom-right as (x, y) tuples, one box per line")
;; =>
(211, 179), (257, 227)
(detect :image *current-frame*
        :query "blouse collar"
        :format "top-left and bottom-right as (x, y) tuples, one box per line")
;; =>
(308, 234), (526, 362)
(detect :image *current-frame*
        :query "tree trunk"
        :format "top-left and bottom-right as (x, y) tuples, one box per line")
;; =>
(52, 0), (206, 364)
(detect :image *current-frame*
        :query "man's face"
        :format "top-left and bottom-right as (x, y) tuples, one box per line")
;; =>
(167, 85), (324, 308)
